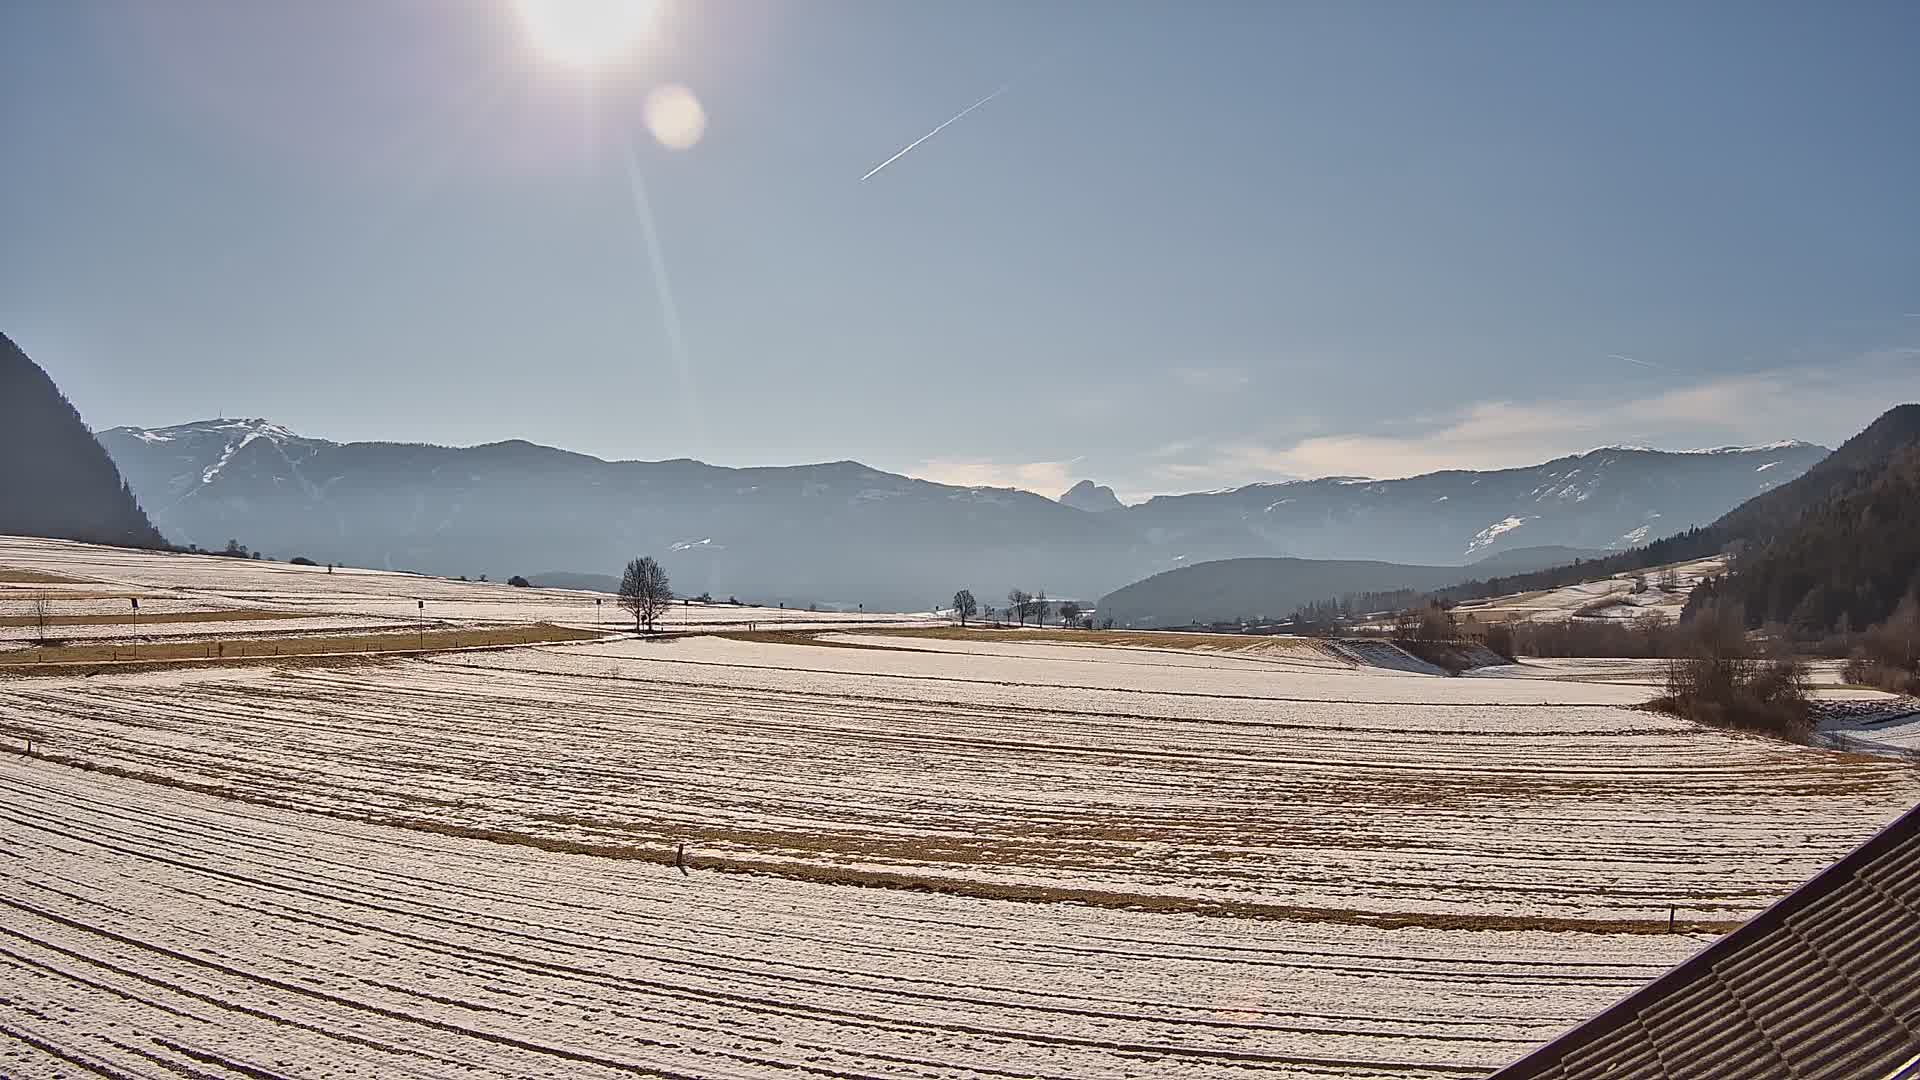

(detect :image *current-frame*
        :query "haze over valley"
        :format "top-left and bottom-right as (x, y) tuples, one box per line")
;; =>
(99, 413), (1827, 612)
(4, 3), (1918, 1078)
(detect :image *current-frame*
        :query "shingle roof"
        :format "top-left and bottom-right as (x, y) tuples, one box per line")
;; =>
(1489, 801), (1920, 1080)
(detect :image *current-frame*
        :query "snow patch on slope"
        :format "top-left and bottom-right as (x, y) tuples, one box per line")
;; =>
(202, 431), (267, 484)
(1466, 515), (1529, 555)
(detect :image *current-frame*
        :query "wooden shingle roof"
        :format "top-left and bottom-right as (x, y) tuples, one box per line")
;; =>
(1490, 802), (1920, 1080)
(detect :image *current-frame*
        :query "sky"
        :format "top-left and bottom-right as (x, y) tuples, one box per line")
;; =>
(4, 0), (1917, 502)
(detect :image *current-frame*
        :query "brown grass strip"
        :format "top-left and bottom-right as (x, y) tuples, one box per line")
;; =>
(0, 568), (86, 584)
(0, 623), (601, 672)
(867, 626), (1326, 653)
(0, 609), (317, 628)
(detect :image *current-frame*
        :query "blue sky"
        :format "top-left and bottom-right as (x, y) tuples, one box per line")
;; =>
(4, 1), (1916, 500)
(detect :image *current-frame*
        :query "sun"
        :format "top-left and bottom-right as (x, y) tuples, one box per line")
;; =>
(512, 0), (660, 69)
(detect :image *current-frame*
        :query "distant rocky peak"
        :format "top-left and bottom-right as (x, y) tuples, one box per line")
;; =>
(1059, 479), (1124, 513)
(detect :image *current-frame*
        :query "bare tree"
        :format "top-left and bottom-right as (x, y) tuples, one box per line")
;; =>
(30, 593), (52, 644)
(1391, 607), (1425, 638)
(1394, 601), (1454, 641)
(1033, 590), (1048, 627)
(951, 589), (978, 627)
(1007, 589), (1031, 627)
(1058, 601), (1083, 628)
(618, 556), (674, 633)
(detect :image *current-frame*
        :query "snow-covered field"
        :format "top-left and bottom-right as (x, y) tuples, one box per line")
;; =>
(2, 756), (1689, 1080)
(1450, 556), (1727, 625)
(0, 535), (936, 644)
(3, 538), (1918, 1077)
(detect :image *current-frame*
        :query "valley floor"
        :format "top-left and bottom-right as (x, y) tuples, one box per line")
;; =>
(2, 537), (1917, 1078)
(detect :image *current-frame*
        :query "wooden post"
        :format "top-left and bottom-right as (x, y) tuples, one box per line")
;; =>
(1669, 904), (1676, 932)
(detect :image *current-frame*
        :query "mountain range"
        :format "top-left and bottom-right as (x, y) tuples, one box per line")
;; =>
(1103, 404), (1919, 633)
(97, 417), (1826, 609)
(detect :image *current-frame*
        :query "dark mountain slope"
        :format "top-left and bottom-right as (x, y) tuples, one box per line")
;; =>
(0, 333), (164, 549)
(1711, 404), (1920, 544)
(1099, 557), (1470, 626)
(1689, 440), (1920, 632)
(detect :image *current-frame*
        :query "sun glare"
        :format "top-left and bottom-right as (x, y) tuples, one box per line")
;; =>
(513, 0), (659, 69)
(644, 84), (706, 149)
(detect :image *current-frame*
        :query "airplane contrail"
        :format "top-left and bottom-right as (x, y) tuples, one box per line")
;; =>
(1609, 353), (1663, 369)
(861, 84), (1010, 182)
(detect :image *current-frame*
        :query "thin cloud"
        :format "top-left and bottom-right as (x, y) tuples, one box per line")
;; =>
(861, 84), (1009, 182)
(908, 456), (1079, 496)
(1136, 349), (1920, 490)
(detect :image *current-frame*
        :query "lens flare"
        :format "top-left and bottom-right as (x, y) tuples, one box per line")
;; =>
(513, 0), (659, 69)
(644, 84), (706, 150)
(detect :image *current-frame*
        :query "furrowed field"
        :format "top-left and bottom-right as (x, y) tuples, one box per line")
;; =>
(3, 537), (1917, 1078)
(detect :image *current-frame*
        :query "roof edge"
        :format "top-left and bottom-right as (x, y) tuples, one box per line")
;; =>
(1488, 798), (1920, 1078)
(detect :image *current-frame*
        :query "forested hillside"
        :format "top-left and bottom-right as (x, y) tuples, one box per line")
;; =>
(1688, 442), (1920, 633)
(0, 333), (164, 549)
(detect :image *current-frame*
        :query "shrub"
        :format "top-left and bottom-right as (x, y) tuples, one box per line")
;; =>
(1482, 622), (1517, 661)
(1648, 604), (1812, 740)
(289, 556), (318, 566)
(1392, 601), (1456, 641)
(1655, 655), (1812, 740)
(1843, 654), (1919, 696)
(507, 575), (531, 588)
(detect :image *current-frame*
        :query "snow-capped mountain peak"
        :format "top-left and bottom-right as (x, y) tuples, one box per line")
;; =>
(113, 417), (308, 443)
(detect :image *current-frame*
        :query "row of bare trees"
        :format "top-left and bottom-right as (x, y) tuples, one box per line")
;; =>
(947, 588), (1088, 629)
(1006, 589), (1046, 626)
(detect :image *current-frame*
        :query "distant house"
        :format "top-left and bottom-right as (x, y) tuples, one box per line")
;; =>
(1490, 801), (1920, 1079)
